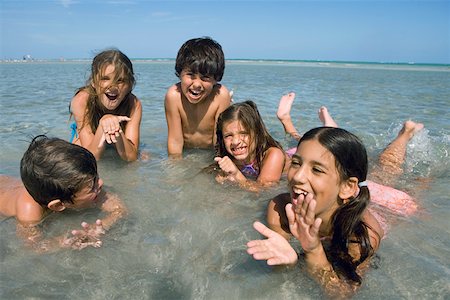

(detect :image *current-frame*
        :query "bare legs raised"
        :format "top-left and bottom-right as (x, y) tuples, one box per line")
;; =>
(277, 92), (338, 141)
(379, 120), (424, 175)
(318, 106), (338, 128)
(277, 92), (300, 140)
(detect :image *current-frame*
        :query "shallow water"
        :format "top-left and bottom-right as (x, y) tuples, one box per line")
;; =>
(0, 61), (449, 299)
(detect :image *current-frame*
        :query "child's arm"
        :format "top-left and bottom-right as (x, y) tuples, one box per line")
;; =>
(98, 191), (127, 231)
(16, 221), (104, 253)
(51, 191), (127, 251)
(214, 147), (285, 192)
(164, 87), (184, 158)
(109, 96), (142, 161)
(286, 195), (375, 297)
(70, 91), (107, 159)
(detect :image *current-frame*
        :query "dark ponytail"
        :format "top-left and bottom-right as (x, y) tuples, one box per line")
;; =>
(298, 127), (375, 284)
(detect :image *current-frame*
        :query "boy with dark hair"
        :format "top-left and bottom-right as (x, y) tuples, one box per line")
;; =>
(165, 37), (231, 158)
(0, 136), (126, 252)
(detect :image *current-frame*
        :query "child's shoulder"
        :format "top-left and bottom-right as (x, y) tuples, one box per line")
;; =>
(165, 83), (182, 102)
(211, 84), (231, 106)
(15, 185), (44, 225)
(71, 89), (90, 110)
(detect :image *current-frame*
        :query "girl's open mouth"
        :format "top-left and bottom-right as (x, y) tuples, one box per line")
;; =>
(105, 92), (118, 101)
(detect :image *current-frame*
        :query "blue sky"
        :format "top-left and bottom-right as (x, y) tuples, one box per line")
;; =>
(1, 0), (449, 64)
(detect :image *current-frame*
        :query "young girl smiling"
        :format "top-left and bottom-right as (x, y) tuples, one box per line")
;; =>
(247, 127), (383, 297)
(70, 49), (142, 161)
(214, 101), (287, 191)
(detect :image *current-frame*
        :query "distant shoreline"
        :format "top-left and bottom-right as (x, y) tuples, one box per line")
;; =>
(1, 58), (449, 72)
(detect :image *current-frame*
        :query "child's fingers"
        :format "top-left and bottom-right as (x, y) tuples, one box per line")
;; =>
(105, 133), (112, 144)
(109, 133), (117, 144)
(285, 203), (296, 226)
(214, 157), (222, 162)
(304, 199), (317, 225)
(310, 218), (322, 237)
(253, 221), (276, 239)
(118, 116), (131, 122)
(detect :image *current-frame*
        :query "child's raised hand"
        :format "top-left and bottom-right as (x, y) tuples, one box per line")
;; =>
(286, 193), (322, 253)
(62, 219), (105, 250)
(247, 221), (298, 266)
(99, 115), (131, 144)
(214, 156), (240, 178)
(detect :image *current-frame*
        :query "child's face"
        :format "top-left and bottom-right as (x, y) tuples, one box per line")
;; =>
(222, 120), (254, 163)
(95, 64), (131, 111)
(66, 177), (104, 210)
(179, 69), (217, 104)
(287, 139), (341, 220)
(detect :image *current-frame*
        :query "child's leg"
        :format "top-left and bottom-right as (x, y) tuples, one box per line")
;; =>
(277, 92), (301, 141)
(379, 120), (424, 175)
(318, 106), (338, 127)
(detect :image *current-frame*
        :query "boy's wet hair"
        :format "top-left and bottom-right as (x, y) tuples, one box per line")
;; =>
(175, 37), (225, 81)
(20, 136), (98, 206)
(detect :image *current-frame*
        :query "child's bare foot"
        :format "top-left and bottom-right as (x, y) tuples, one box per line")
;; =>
(277, 92), (296, 122)
(400, 120), (424, 140)
(318, 106), (338, 127)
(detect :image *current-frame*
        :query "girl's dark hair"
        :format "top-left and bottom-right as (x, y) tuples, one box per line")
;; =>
(298, 127), (377, 284)
(175, 37), (225, 81)
(216, 101), (283, 171)
(76, 49), (135, 133)
(20, 135), (98, 206)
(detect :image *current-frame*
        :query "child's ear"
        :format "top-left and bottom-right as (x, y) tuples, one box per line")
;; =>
(47, 199), (66, 212)
(339, 177), (359, 201)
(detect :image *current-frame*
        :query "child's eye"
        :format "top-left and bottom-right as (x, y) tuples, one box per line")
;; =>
(312, 166), (324, 173)
(291, 159), (301, 167)
(201, 76), (212, 82)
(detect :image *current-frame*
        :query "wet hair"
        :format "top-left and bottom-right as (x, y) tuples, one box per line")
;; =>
(298, 127), (376, 284)
(175, 37), (225, 81)
(74, 48), (135, 133)
(216, 101), (283, 172)
(20, 135), (98, 206)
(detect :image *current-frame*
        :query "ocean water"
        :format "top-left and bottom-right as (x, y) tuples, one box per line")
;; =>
(0, 60), (449, 299)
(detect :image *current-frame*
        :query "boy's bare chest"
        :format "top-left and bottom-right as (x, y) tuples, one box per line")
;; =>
(180, 103), (216, 132)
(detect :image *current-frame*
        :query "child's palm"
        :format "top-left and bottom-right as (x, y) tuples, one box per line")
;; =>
(286, 194), (322, 252)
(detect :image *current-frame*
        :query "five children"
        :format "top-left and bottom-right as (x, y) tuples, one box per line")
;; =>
(0, 37), (425, 296)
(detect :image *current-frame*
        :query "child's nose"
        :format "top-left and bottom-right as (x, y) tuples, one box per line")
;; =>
(232, 135), (241, 144)
(292, 166), (307, 183)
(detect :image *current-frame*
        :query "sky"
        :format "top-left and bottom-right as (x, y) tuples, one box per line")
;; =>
(1, 0), (449, 64)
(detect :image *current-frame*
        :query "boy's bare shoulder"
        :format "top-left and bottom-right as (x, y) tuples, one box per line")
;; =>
(165, 84), (181, 100)
(211, 84), (231, 110)
(15, 188), (44, 226)
(0, 176), (21, 216)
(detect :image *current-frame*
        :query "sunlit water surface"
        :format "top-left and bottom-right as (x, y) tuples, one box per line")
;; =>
(0, 61), (449, 299)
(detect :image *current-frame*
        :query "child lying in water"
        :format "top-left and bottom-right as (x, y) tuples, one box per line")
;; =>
(0, 136), (127, 252)
(277, 92), (420, 217)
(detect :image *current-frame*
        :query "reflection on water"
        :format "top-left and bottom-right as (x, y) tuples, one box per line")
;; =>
(0, 61), (449, 299)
